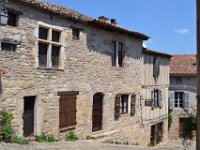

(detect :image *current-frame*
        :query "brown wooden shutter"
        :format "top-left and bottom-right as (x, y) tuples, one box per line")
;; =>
(130, 95), (136, 116)
(115, 94), (121, 119)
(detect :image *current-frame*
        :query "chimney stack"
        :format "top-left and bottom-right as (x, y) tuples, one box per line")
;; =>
(110, 19), (117, 26)
(98, 16), (109, 23)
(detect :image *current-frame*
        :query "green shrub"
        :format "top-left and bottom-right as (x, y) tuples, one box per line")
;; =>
(66, 132), (78, 141)
(10, 135), (29, 144)
(168, 114), (172, 130)
(0, 111), (15, 142)
(35, 133), (55, 142)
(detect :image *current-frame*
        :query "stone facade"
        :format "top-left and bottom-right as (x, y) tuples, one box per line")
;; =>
(169, 55), (197, 139)
(0, 0), (170, 146)
(169, 76), (197, 139)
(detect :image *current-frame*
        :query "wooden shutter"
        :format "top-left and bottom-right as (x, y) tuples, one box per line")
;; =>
(169, 91), (174, 110)
(158, 90), (163, 108)
(184, 92), (190, 111)
(115, 94), (121, 119)
(151, 90), (155, 109)
(130, 95), (136, 116)
(59, 95), (77, 129)
(153, 57), (160, 77)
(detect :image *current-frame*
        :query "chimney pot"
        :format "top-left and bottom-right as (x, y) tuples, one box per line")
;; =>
(111, 19), (117, 25)
(98, 16), (109, 23)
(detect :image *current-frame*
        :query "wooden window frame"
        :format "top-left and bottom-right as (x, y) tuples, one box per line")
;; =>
(120, 95), (129, 114)
(174, 92), (184, 108)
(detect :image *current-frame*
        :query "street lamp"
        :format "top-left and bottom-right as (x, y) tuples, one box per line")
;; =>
(0, 0), (8, 25)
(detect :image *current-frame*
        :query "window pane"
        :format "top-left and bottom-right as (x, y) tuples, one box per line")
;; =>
(121, 95), (128, 113)
(7, 12), (17, 27)
(1, 43), (16, 52)
(52, 46), (60, 68)
(72, 29), (80, 40)
(39, 27), (48, 40)
(52, 30), (60, 42)
(39, 43), (48, 67)
(118, 42), (123, 67)
(112, 41), (116, 66)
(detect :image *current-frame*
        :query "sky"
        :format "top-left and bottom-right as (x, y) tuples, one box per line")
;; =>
(45, 0), (196, 54)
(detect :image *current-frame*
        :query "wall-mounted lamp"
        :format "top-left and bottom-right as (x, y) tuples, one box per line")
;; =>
(0, 0), (8, 25)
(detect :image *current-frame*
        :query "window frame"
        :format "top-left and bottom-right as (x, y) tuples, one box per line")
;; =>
(120, 95), (129, 114)
(112, 41), (125, 68)
(37, 23), (63, 69)
(72, 28), (80, 40)
(174, 92), (184, 108)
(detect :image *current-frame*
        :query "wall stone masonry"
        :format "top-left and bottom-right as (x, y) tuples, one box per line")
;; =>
(0, 0), (170, 146)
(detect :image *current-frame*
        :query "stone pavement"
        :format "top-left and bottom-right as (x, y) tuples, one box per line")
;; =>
(0, 140), (196, 150)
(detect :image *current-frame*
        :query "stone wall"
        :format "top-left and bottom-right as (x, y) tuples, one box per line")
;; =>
(0, 0), (169, 145)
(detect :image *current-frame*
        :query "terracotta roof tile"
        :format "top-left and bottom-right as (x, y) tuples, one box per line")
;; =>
(170, 55), (197, 76)
(17, 0), (149, 40)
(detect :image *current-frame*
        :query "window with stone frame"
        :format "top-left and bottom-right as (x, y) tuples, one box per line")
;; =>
(174, 92), (184, 108)
(112, 41), (125, 67)
(38, 26), (62, 69)
(151, 89), (163, 109)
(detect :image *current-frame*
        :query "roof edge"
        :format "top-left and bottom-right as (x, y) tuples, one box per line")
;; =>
(143, 48), (172, 58)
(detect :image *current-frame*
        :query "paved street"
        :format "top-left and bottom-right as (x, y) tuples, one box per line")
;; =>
(0, 140), (196, 150)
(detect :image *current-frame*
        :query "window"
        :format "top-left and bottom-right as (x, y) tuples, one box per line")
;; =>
(176, 77), (182, 84)
(7, 11), (18, 27)
(151, 89), (163, 108)
(72, 28), (80, 40)
(112, 41), (124, 67)
(52, 30), (60, 42)
(39, 27), (48, 40)
(1, 42), (16, 52)
(120, 95), (129, 114)
(38, 26), (62, 68)
(174, 92), (184, 108)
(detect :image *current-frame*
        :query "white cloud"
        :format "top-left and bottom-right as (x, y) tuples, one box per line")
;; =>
(174, 28), (189, 34)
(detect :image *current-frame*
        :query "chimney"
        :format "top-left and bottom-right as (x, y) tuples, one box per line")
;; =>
(110, 19), (117, 26)
(98, 16), (109, 23)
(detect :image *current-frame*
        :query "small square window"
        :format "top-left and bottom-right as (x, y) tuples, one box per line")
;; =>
(7, 12), (18, 27)
(39, 27), (48, 40)
(1, 42), (16, 52)
(38, 43), (48, 67)
(72, 29), (80, 40)
(52, 45), (60, 68)
(52, 30), (60, 42)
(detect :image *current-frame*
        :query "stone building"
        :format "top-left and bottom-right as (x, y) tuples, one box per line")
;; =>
(169, 55), (197, 139)
(0, 0), (171, 145)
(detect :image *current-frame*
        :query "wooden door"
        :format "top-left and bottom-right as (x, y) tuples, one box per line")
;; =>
(150, 125), (156, 146)
(23, 97), (35, 136)
(92, 93), (103, 132)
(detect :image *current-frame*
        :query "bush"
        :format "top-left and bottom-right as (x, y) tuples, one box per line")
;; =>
(66, 132), (78, 141)
(168, 114), (172, 130)
(0, 111), (15, 142)
(35, 133), (55, 142)
(10, 135), (29, 144)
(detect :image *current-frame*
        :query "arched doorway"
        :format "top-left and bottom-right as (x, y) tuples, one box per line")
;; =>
(92, 93), (103, 132)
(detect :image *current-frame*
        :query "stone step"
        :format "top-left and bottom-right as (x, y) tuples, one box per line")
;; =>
(87, 129), (121, 140)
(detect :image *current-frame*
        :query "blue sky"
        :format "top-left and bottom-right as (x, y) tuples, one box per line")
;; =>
(45, 0), (196, 54)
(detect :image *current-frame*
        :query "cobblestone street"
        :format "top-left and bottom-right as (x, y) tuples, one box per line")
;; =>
(0, 140), (196, 150)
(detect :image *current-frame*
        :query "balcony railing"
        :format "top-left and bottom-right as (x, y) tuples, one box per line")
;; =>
(169, 84), (197, 93)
